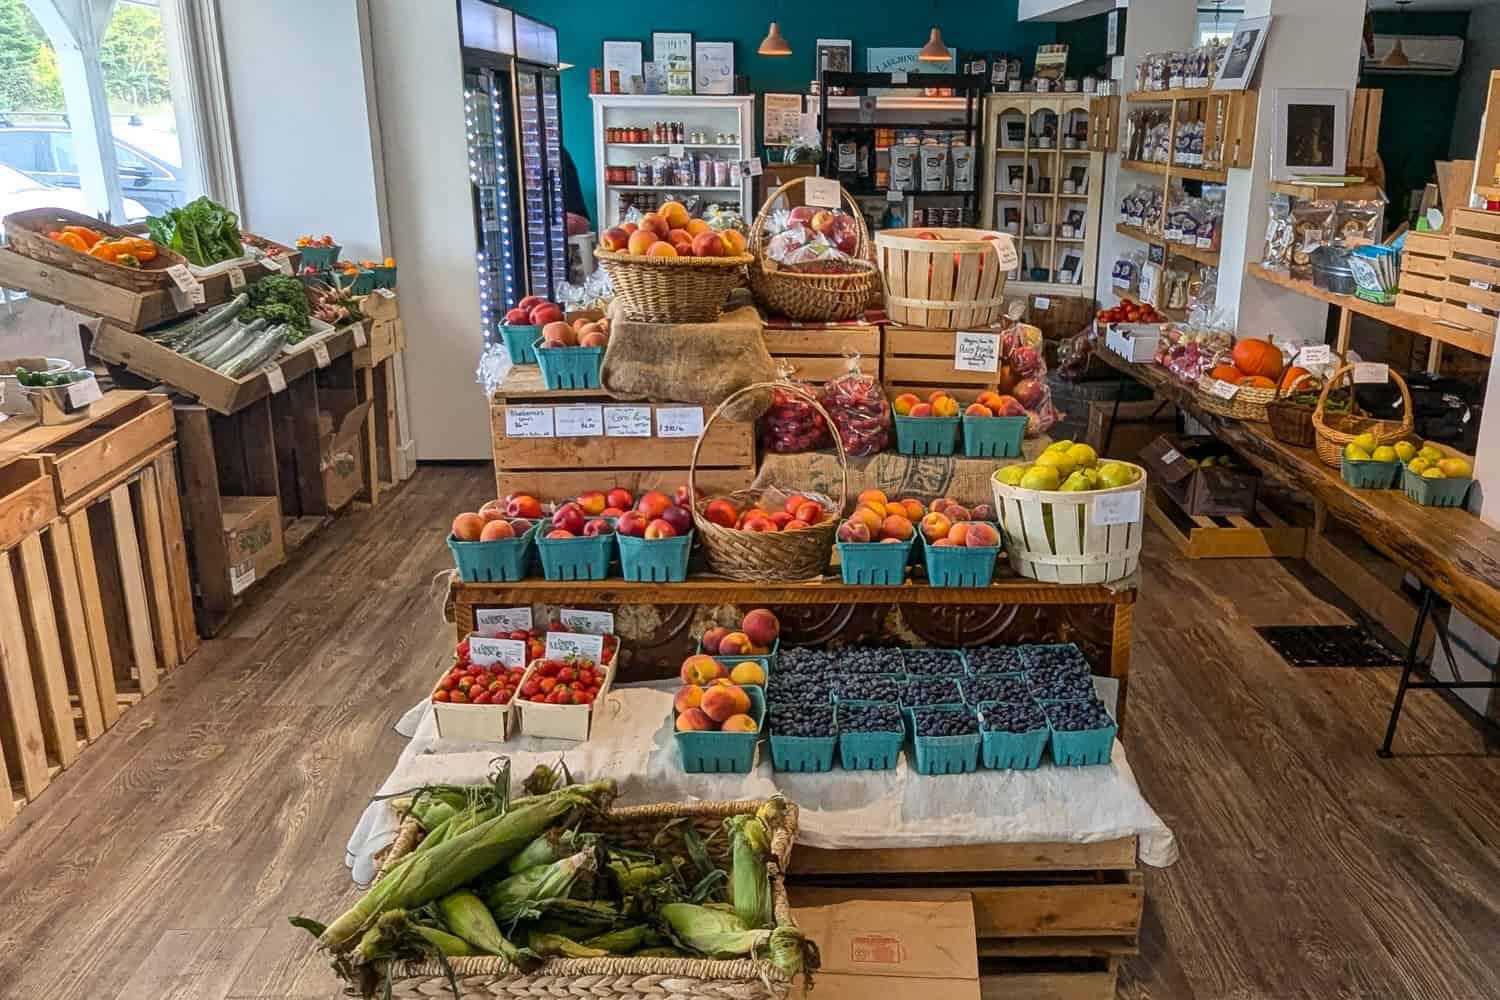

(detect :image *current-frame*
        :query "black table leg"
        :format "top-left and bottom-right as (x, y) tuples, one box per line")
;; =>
(1378, 585), (1435, 758)
(1102, 370), (1129, 454)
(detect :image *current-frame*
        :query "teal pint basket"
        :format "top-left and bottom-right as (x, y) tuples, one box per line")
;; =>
(298, 244), (341, 270)
(895, 414), (960, 456)
(962, 414), (1027, 458)
(374, 264), (397, 289)
(911, 709), (981, 775)
(836, 538), (913, 585)
(675, 686), (765, 774)
(977, 701), (1050, 769)
(836, 700), (905, 770)
(922, 537), (1001, 587)
(618, 531), (692, 582)
(535, 530), (614, 581)
(1402, 466), (1472, 508)
(768, 713), (837, 773)
(534, 339), (605, 390)
(1043, 700), (1117, 766)
(500, 324), (540, 363)
(1340, 454), (1402, 490)
(447, 525), (535, 583)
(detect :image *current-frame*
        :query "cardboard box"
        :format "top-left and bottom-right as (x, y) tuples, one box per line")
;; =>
(1140, 434), (1260, 517)
(790, 895), (979, 1000)
(221, 496), (284, 596)
(1105, 322), (1164, 362)
(319, 393), (374, 511)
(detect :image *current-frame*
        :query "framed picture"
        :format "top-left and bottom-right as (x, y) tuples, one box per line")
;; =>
(1107, 10), (1121, 58)
(1214, 16), (1272, 91)
(695, 41), (734, 94)
(601, 40), (643, 94)
(1272, 88), (1348, 179)
(763, 93), (803, 146)
(652, 31), (694, 95)
(816, 38), (852, 80)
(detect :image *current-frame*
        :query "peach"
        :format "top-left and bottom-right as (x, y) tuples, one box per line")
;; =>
(932, 537), (960, 547)
(685, 218), (711, 236)
(946, 504), (972, 522)
(639, 211), (670, 239)
(893, 392), (921, 416)
(719, 229), (747, 255)
(637, 491), (673, 519)
(975, 390), (1005, 411)
(769, 512), (794, 530)
(838, 519), (871, 543)
(675, 708), (714, 732)
(742, 609), (780, 646)
(965, 522), (1001, 547)
(781, 494), (810, 515)
(947, 522), (971, 545)
(909, 402), (934, 417)
(671, 238), (694, 257)
(920, 511), (952, 543)
(704, 498), (740, 528)
(783, 519), (810, 531)
(668, 227), (691, 245)
(542, 320), (577, 346)
(692, 231), (724, 258)
(621, 222), (638, 236)
(898, 498), (924, 520)
(452, 512), (485, 541)
(720, 713), (759, 733)
(972, 503), (995, 522)
(681, 654), (726, 686)
(702, 684), (752, 723)
(580, 330), (609, 347)
(660, 200), (690, 229)
(880, 514), (914, 541)
(646, 241), (678, 258)
(674, 684), (705, 713)
(729, 661), (766, 686)
(718, 631), (753, 656)
(880, 537), (905, 544)
(933, 395), (960, 417)
(850, 506), (883, 534)
(601, 226), (630, 251)
(577, 491), (607, 515)
(965, 402), (993, 417)
(794, 501), (824, 524)
(927, 390), (949, 405)
(857, 489), (888, 507)
(931, 498), (952, 515)
(479, 505), (507, 523)
(741, 514), (777, 532)
(701, 626), (732, 653)
(480, 519), (515, 541)
(545, 529), (575, 539)
(626, 229), (659, 254)
(990, 395), (1026, 417)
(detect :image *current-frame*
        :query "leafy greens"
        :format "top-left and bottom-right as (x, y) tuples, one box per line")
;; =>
(147, 196), (244, 267)
(246, 275), (312, 342)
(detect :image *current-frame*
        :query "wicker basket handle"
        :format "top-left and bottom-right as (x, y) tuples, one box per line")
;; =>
(1277, 371), (1321, 401)
(748, 175), (872, 261)
(1312, 363), (1414, 437)
(688, 380), (849, 518)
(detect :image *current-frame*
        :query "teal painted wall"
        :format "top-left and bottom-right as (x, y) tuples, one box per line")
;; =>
(505, 0), (1063, 225)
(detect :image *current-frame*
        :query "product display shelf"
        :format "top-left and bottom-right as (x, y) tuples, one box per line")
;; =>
(1114, 222), (1220, 267)
(1110, 287), (1186, 320)
(351, 293), (409, 507)
(981, 92), (1105, 296)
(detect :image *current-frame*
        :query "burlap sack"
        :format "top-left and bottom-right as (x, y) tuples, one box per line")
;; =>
(600, 290), (776, 421)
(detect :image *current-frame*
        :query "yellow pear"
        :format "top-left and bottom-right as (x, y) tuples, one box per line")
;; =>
(1439, 457), (1472, 479)
(1407, 457), (1431, 474)
(1345, 444), (1372, 462)
(1020, 465), (1062, 491)
(1394, 441), (1417, 463)
(1081, 468), (1102, 488)
(1065, 443), (1098, 469)
(1060, 471), (1092, 492)
(1419, 445), (1444, 462)
(1422, 467), (1446, 479)
(1371, 445), (1398, 463)
(998, 464), (1028, 486)
(1035, 450), (1076, 479)
(1352, 432), (1379, 453)
(1098, 462), (1137, 489)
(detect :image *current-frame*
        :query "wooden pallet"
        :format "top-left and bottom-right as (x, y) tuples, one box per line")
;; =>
(787, 838), (1140, 1000)
(1147, 488), (1305, 559)
(354, 315), (405, 507)
(761, 322), (882, 384)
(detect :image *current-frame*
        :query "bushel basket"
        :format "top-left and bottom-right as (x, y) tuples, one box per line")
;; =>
(595, 248), (751, 324)
(1264, 371), (1321, 447)
(1312, 363), (1413, 468)
(370, 799), (805, 1000)
(1194, 373), (1275, 422)
(747, 177), (881, 322)
(2, 206), (188, 292)
(690, 381), (846, 581)
(992, 461), (1148, 584)
(874, 227), (1013, 330)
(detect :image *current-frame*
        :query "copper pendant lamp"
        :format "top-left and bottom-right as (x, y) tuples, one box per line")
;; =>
(918, 27), (950, 62)
(759, 21), (791, 57)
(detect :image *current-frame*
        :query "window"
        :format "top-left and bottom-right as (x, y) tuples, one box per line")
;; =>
(1197, 6), (1243, 46)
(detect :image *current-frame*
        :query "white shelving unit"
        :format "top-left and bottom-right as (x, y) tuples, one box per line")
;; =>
(589, 94), (754, 229)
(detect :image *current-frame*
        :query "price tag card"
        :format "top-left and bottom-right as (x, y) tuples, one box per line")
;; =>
(555, 404), (603, 437)
(506, 406), (555, 437)
(656, 406), (705, 438)
(354, 326), (368, 348)
(886, 189), (904, 203)
(1210, 379), (1240, 400)
(804, 176), (841, 209)
(604, 405), (651, 437)
(668, 143), (685, 157)
(953, 331), (1001, 373)
(265, 365), (287, 394)
(165, 263), (197, 292)
(560, 608), (615, 634)
(375, 287), (396, 299)
(228, 267), (246, 291)
(475, 607), (533, 635)
(1092, 489), (1143, 526)
(891, 70), (908, 84)
(730, 162), (743, 184)
(1034, 296), (1052, 311)
(747, 158), (763, 176)
(1353, 362), (1389, 384)
(263, 256), (283, 271)
(313, 342), (331, 368)
(1297, 344), (1331, 366)
(1161, 447), (1182, 465)
(229, 559), (256, 595)
(187, 282), (205, 306)
(66, 378), (103, 409)
(469, 636), (526, 668)
(992, 236), (1019, 271)
(545, 630), (605, 663)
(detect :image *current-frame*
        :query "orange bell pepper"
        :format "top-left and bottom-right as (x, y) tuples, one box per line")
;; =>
(62, 225), (102, 248)
(122, 237), (157, 262)
(89, 241), (122, 262)
(52, 231), (90, 253)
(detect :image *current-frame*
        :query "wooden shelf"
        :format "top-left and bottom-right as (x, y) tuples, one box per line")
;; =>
(1114, 222), (1221, 266)
(1119, 159), (1229, 184)
(1246, 262), (1494, 358)
(1111, 287), (1186, 319)
(1126, 87), (1217, 102)
(1271, 180), (1385, 201)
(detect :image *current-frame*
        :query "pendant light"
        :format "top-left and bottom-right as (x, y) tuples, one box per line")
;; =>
(1383, 1), (1412, 69)
(918, 27), (950, 63)
(759, 21), (791, 57)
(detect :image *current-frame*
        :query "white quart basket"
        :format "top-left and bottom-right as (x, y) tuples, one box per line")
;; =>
(991, 462), (1148, 584)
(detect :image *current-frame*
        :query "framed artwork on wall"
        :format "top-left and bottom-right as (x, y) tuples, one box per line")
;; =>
(653, 31), (695, 95)
(601, 40), (643, 94)
(1272, 88), (1348, 179)
(695, 41), (734, 94)
(1214, 16), (1272, 91)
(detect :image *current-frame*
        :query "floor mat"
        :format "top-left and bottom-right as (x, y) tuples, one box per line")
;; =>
(1255, 625), (1405, 668)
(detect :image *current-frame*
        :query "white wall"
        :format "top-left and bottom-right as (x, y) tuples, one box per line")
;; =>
(1452, 5), (1500, 161)
(216, 0), (386, 264)
(1018, 0), (1116, 21)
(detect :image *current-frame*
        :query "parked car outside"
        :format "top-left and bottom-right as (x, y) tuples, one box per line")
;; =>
(0, 164), (147, 223)
(0, 118), (184, 220)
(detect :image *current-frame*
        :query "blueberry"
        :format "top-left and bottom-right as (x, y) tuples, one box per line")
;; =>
(963, 674), (1031, 704)
(965, 647), (1028, 674)
(902, 649), (966, 676)
(901, 676), (963, 708)
(834, 674), (903, 703)
(779, 647), (836, 675)
(766, 671), (828, 705)
(1026, 666), (1095, 700)
(1020, 643), (1092, 675)
(769, 702), (835, 738)
(913, 708), (978, 737)
(1043, 696), (1115, 732)
(837, 703), (903, 735)
(979, 700), (1048, 733)
(835, 645), (904, 675)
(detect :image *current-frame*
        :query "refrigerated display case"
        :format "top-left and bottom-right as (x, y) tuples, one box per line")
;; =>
(464, 68), (521, 346)
(514, 64), (568, 298)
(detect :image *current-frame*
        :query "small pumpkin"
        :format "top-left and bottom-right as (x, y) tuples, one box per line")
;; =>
(1209, 364), (1243, 383)
(1239, 376), (1277, 390)
(1231, 338), (1285, 379)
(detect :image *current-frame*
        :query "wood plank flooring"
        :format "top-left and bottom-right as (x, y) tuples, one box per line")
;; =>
(0, 465), (1497, 1000)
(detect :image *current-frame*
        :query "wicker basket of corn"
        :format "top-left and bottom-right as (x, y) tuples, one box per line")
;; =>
(295, 777), (814, 1000)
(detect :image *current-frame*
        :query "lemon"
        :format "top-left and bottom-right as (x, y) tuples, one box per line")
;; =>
(1060, 471), (1092, 492)
(1419, 445), (1444, 462)
(1408, 457), (1431, 474)
(1046, 439), (1075, 453)
(1394, 441), (1417, 463)
(1098, 462), (1137, 489)
(1345, 444), (1372, 461)
(1352, 432), (1379, 453)
(1065, 443), (1098, 469)
(1081, 468), (1102, 488)
(1439, 457), (1472, 478)
(1372, 445), (1398, 463)
(1020, 465), (1062, 491)
(1422, 467), (1446, 479)
(997, 464), (1028, 486)
(1035, 450), (1076, 479)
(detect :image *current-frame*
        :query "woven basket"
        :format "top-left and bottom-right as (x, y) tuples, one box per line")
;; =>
(1194, 374), (1276, 422)
(690, 381), (847, 582)
(1312, 364), (1413, 468)
(873, 227), (1013, 329)
(595, 248), (751, 324)
(1264, 372), (1321, 447)
(2, 206), (187, 292)
(371, 799), (804, 1000)
(746, 177), (882, 322)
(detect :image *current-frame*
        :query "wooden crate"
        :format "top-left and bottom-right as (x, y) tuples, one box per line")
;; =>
(491, 365), (756, 503)
(1147, 488), (1304, 559)
(1474, 71), (1500, 202)
(761, 321), (882, 385)
(1442, 209), (1500, 335)
(354, 316), (405, 507)
(883, 324), (1005, 402)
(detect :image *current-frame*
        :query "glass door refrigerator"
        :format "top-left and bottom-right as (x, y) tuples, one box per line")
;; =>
(511, 16), (568, 300)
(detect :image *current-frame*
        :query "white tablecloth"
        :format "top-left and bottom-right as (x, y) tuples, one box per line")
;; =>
(345, 681), (1178, 885)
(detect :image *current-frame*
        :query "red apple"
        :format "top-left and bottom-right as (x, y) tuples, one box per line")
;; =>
(504, 307), (531, 325)
(583, 518), (614, 536)
(616, 510), (649, 537)
(552, 502), (585, 535)
(675, 484), (705, 508)
(517, 295), (545, 311)
(809, 209), (835, 234)
(529, 303), (564, 325)
(606, 487), (634, 511)
(659, 504), (692, 535)
(506, 494), (542, 519)
(637, 491), (672, 519)
(788, 205), (816, 227)
(645, 518), (678, 539)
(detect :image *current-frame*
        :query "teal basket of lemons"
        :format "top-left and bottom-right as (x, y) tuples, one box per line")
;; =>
(1339, 433), (1407, 490)
(1402, 444), (1474, 507)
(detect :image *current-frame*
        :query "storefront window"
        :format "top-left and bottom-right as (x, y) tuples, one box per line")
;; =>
(102, 0), (189, 219)
(1197, 6), (1243, 46)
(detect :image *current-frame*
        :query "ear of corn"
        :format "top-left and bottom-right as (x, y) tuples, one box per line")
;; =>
(527, 930), (608, 959)
(658, 903), (815, 979)
(582, 925), (663, 954)
(436, 889), (525, 967)
(507, 828), (599, 875)
(484, 848), (599, 924)
(725, 815), (773, 930)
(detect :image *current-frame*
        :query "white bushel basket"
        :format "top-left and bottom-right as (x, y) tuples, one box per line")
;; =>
(991, 462), (1148, 584)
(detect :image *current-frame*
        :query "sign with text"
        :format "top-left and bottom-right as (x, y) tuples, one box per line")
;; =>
(1353, 362), (1389, 385)
(803, 176), (841, 209)
(475, 607), (533, 635)
(469, 636), (526, 668)
(506, 406), (555, 437)
(1209, 379), (1240, 400)
(560, 608), (615, 634)
(604, 405), (651, 437)
(66, 378), (103, 409)
(953, 331), (1001, 373)
(1092, 489), (1143, 526)
(555, 404), (604, 437)
(656, 406), (705, 438)
(1296, 344), (1331, 366)
(545, 630), (605, 662)
(228, 267), (246, 291)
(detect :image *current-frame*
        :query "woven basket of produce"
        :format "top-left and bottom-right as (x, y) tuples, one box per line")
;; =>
(873, 226), (1013, 330)
(747, 177), (881, 322)
(690, 381), (847, 581)
(2, 206), (185, 291)
(1194, 373), (1277, 422)
(323, 787), (813, 1000)
(1265, 371), (1322, 447)
(1313, 363), (1413, 468)
(595, 248), (751, 324)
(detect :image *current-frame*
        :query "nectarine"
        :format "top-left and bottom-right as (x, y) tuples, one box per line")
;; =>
(452, 512), (485, 541)
(742, 609), (780, 646)
(681, 654), (725, 686)
(701, 684), (751, 723)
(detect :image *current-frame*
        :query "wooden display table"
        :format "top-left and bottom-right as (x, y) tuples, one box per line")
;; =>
(450, 574), (1139, 728)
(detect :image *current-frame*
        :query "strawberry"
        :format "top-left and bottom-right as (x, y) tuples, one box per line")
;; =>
(456, 640), (470, 658)
(473, 691), (491, 704)
(451, 690), (468, 703)
(433, 690), (449, 702)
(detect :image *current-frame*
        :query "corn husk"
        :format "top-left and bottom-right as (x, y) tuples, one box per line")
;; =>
(725, 815), (772, 929)
(354, 910), (475, 963)
(437, 889), (525, 967)
(659, 903), (815, 979)
(507, 828), (599, 875)
(582, 925), (663, 954)
(484, 848), (598, 924)
(528, 930), (608, 959)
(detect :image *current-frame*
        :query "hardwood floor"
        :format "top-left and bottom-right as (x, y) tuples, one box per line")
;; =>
(1, 464), (1497, 1000)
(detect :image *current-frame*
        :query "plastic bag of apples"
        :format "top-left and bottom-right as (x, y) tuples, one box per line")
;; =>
(823, 355), (892, 456)
(763, 205), (863, 274)
(760, 367), (831, 454)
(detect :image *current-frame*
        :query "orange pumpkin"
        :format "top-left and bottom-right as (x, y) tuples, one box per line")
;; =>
(1209, 364), (1243, 383)
(1231, 339), (1284, 379)
(1239, 376), (1277, 390)
(1279, 365), (1313, 392)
